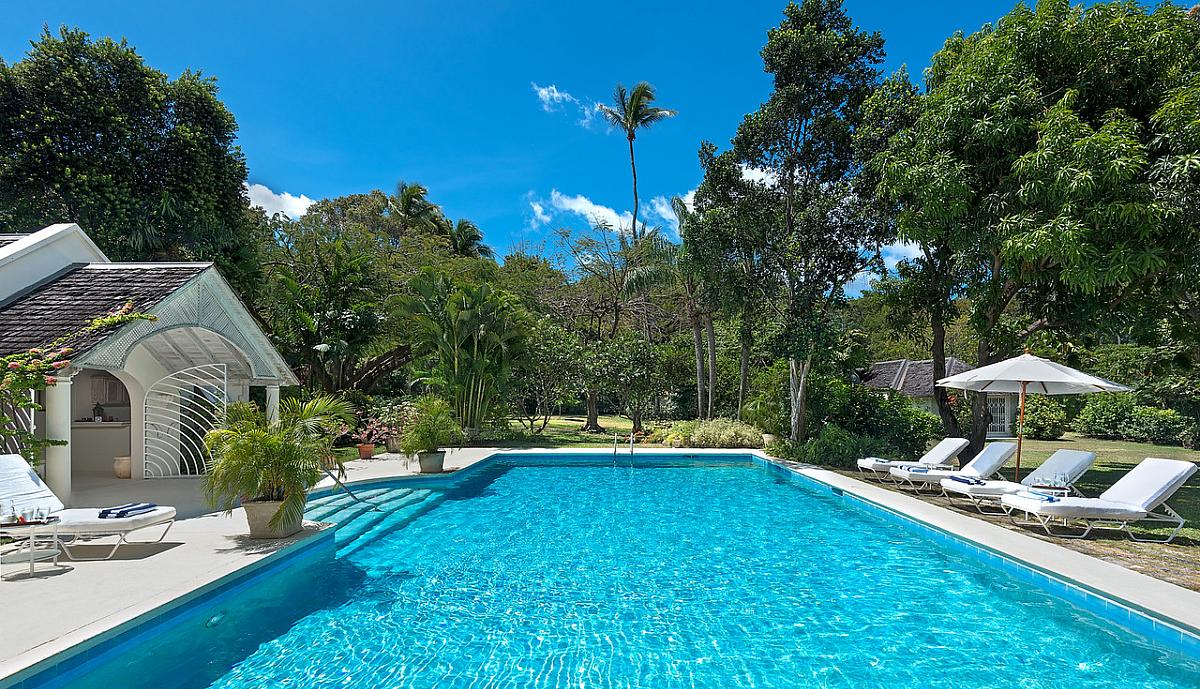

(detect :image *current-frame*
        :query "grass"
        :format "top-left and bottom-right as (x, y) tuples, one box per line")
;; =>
(479, 415), (669, 448)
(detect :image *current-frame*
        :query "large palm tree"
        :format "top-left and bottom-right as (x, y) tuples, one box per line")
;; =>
(388, 181), (440, 236)
(440, 217), (494, 259)
(598, 82), (676, 240)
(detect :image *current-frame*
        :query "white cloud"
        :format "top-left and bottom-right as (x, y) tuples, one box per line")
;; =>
(528, 199), (551, 227)
(531, 82), (577, 112)
(532, 82), (605, 130)
(739, 164), (777, 187)
(549, 189), (632, 230)
(881, 240), (922, 271)
(246, 183), (313, 219)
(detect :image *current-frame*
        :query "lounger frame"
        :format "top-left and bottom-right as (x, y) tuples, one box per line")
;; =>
(58, 518), (176, 561)
(1007, 503), (1187, 544)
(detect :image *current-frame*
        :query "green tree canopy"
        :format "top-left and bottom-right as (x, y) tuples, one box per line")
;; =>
(0, 27), (261, 293)
(875, 0), (1200, 451)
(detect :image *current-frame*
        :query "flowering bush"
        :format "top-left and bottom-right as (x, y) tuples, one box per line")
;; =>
(349, 417), (390, 445)
(374, 400), (418, 439)
(1, 302), (153, 463)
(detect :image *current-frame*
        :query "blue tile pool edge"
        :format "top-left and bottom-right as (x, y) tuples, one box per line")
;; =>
(750, 455), (1200, 659)
(1, 526), (337, 689)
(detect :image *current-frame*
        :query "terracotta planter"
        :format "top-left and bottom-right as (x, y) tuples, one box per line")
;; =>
(113, 455), (131, 479)
(417, 450), (445, 474)
(243, 500), (302, 539)
(356, 443), (375, 459)
(385, 436), (404, 453)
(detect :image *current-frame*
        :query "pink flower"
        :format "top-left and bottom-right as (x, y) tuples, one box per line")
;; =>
(52, 360), (69, 369)
(28, 348), (42, 355)
(44, 375), (57, 386)
(6, 362), (18, 370)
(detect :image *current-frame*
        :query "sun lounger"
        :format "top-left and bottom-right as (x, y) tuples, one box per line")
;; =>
(856, 437), (969, 481)
(1000, 457), (1197, 543)
(941, 449), (1096, 514)
(889, 442), (1017, 493)
(0, 454), (175, 561)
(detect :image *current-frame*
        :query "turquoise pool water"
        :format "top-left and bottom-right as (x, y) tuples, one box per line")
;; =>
(41, 456), (1200, 688)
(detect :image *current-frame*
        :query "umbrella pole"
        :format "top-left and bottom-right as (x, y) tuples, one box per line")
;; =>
(1015, 381), (1027, 482)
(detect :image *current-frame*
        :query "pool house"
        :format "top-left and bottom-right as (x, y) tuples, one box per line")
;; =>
(0, 224), (297, 505)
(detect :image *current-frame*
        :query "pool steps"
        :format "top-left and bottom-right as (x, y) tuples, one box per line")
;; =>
(304, 487), (446, 558)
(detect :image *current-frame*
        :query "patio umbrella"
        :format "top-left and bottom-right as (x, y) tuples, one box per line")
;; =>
(936, 351), (1130, 480)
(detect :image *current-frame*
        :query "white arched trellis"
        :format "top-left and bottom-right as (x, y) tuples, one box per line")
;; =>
(143, 364), (227, 478)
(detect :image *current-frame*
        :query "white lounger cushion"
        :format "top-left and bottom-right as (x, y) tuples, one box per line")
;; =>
(941, 478), (1023, 497)
(1000, 458), (1198, 519)
(1001, 495), (1146, 520)
(941, 449), (1097, 498)
(856, 437), (968, 472)
(0, 454), (65, 513)
(890, 442), (1017, 483)
(1098, 457), (1197, 511)
(52, 507), (177, 535)
(0, 453), (175, 536)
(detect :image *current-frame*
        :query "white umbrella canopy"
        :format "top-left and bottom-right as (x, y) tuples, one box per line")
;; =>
(936, 353), (1131, 395)
(937, 352), (1131, 480)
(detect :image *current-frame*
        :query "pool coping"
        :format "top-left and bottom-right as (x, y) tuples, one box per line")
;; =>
(6, 447), (1200, 687)
(0, 524), (336, 689)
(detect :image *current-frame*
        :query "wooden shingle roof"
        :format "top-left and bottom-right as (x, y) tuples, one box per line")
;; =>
(861, 357), (973, 398)
(0, 263), (209, 356)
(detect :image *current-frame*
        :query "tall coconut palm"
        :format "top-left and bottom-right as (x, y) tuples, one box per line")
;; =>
(597, 82), (676, 240)
(439, 217), (494, 259)
(388, 181), (440, 236)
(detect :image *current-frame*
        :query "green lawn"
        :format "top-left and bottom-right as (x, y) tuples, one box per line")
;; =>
(485, 415), (659, 448)
(995, 433), (1200, 543)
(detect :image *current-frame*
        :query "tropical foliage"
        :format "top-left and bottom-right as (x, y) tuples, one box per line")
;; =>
(401, 271), (528, 435)
(203, 395), (355, 528)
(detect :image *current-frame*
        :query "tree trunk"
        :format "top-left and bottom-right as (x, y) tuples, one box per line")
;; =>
(581, 390), (605, 433)
(691, 315), (706, 419)
(738, 317), (752, 421)
(627, 137), (640, 240)
(631, 409), (643, 435)
(705, 315), (717, 419)
(966, 339), (995, 462)
(930, 318), (962, 438)
(788, 354), (812, 443)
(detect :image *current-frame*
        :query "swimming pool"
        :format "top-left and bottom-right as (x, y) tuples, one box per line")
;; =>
(27, 454), (1200, 688)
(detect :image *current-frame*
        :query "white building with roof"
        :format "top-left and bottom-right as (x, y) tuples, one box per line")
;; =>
(0, 224), (296, 506)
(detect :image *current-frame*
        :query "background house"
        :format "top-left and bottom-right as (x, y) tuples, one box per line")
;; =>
(860, 358), (1017, 437)
(0, 224), (297, 506)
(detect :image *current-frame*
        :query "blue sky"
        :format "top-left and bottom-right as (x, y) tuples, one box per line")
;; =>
(2, 0), (1023, 257)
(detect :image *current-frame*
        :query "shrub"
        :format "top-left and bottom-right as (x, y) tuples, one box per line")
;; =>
(689, 419), (763, 448)
(781, 424), (889, 469)
(1072, 395), (1135, 438)
(655, 418), (762, 448)
(1020, 396), (1068, 440)
(1119, 406), (1190, 445)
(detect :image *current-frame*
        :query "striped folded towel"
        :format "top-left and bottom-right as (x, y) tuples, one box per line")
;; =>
(99, 502), (157, 519)
(97, 503), (139, 518)
(948, 476), (985, 486)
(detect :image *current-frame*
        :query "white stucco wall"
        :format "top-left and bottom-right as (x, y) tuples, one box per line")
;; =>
(0, 224), (108, 304)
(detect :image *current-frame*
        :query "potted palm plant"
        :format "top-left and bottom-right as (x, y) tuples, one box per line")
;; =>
(204, 395), (355, 538)
(400, 395), (462, 474)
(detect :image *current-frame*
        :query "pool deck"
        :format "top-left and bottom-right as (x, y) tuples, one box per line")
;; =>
(3, 446), (1200, 685)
